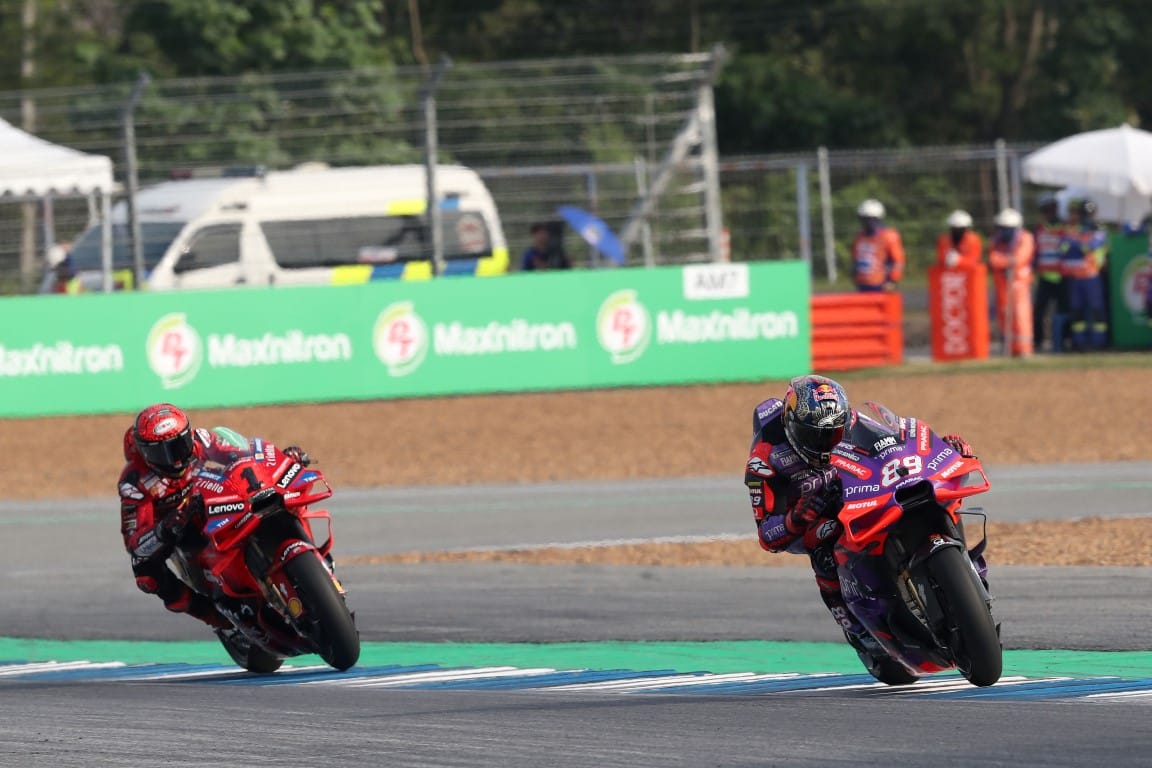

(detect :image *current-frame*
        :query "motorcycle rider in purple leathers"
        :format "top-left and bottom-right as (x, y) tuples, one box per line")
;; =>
(745, 375), (976, 675)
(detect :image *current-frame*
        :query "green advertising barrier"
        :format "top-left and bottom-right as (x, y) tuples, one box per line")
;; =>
(0, 262), (810, 417)
(1108, 232), (1152, 349)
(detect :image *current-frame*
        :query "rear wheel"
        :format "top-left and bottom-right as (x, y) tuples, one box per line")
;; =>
(845, 632), (918, 686)
(215, 628), (283, 674)
(926, 546), (1002, 687)
(284, 553), (360, 671)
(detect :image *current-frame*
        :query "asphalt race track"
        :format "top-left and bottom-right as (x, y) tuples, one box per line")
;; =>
(1, 462), (1150, 767)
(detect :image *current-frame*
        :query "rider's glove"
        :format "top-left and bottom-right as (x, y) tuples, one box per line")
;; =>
(156, 495), (203, 545)
(786, 492), (831, 535)
(943, 434), (976, 459)
(284, 446), (312, 467)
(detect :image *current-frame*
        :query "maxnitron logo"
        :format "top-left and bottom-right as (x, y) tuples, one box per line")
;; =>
(597, 290), (651, 364)
(373, 302), (429, 377)
(148, 312), (353, 389)
(0, 341), (124, 377)
(147, 313), (203, 389)
(434, 320), (577, 355)
(373, 302), (579, 376)
(656, 308), (799, 343)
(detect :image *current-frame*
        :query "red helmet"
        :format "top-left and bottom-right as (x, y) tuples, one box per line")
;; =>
(133, 403), (196, 478)
(123, 427), (138, 461)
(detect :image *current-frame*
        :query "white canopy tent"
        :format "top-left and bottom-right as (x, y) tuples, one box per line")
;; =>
(0, 117), (114, 291)
(1022, 124), (1152, 224)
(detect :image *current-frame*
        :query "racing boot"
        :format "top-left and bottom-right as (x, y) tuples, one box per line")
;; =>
(163, 586), (231, 631)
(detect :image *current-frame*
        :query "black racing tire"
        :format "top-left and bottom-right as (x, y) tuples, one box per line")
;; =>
(215, 629), (283, 674)
(846, 631), (919, 686)
(866, 655), (920, 686)
(926, 546), (1002, 687)
(284, 553), (360, 671)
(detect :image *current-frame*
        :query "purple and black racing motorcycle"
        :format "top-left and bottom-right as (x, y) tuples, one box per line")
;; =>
(828, 401), (1002, 687)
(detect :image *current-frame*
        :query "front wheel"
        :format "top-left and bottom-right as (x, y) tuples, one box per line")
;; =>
(284, 553), (360, 671)
(926, 546), (1002, 687)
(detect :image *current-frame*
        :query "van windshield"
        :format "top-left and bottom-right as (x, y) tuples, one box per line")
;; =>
(68, 223), (185, 271)
(262, 212), (492, 269)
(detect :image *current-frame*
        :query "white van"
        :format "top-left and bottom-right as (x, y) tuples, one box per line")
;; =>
(65, 164), (509, 291)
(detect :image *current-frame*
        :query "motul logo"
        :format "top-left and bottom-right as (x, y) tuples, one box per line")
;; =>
(940, 271), (970, 355)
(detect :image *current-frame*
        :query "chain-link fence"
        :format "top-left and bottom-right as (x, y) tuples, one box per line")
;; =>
(0, 53), (1045, 293)
(720, 143), (1045, 287)
(0, 53), (723, 290)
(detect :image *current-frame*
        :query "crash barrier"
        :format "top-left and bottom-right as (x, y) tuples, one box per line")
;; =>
(810, 292), (903, 371)
(928, 264), (990, 362)
(1108, 232), (1152, 349)
(0, 261), (811, 417)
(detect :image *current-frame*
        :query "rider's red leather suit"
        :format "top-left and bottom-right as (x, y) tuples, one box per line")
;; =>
(118, 427), (252, 626)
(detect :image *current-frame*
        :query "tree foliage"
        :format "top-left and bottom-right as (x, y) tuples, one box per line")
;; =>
(1, 0), (1150, 151)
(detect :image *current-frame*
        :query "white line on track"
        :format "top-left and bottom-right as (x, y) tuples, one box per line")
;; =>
(422, 533), (755, 554)
(0, 661), (125, 676)
(337, 666), (561, 688)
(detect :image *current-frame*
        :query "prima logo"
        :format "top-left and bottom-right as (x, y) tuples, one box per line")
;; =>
(373, 302), (429, 377)
(147, 313), (203, 389)
(844, 483), (882, 497)
(597, 290), (651, 364)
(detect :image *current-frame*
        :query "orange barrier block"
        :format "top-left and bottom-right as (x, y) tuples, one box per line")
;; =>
(928, 264), (990, 361)
(811, 292), (903, 371)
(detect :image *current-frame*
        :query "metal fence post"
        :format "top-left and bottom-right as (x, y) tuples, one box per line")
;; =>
(699, 71), (723, 262)
(795, 162), (811, 265)
(633, 158), (656, 268)
(122, 71), (152, 291)
(817, 146), (836, 283)
(422, 55), (452, 276)
(994, 138), (1009, 213)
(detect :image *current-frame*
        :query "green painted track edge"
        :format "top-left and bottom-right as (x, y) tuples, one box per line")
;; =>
(1, 638), (1150, 679)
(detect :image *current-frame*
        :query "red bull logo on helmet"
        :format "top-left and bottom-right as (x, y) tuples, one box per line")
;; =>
(813, 383), (839, 403)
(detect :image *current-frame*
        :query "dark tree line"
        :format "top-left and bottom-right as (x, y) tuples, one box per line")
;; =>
(0, 0), (1147, 152)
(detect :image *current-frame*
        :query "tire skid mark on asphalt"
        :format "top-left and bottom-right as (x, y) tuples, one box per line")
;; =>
(0, 661), (1150, 701)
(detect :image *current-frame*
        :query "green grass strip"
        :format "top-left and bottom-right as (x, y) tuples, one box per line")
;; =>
(1, 637), (1150, 680)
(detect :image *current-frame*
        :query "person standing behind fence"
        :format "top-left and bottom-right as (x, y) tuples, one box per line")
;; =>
(520, 221), (571, 272)
(1060, 199), (1109, 351)
(935, 210), (983, 269)
(988, 208), (1035, 357)
(851, 199), (905, 292)
(1032, 192), (1067, 352)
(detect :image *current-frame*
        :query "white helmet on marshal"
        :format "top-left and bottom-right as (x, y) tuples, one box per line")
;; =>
(994, 208), (1023, 228)
(946, 209), (973, 228)
(857, 199), (885, 219)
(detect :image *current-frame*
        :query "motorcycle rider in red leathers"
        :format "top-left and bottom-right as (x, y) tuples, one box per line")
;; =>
(745, 375), (976, 677)
(118, 403), (311, 629)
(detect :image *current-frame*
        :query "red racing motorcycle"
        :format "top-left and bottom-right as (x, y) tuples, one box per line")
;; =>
(168, 444), (359, 673)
